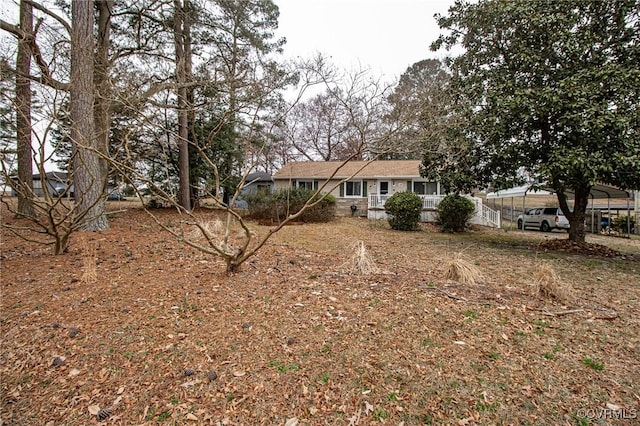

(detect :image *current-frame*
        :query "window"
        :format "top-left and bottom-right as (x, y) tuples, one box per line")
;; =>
(295, 180), (314, 190)
(412, 181), (437, 195)
(379, 181), (389, 195)
(345, 181), (362, 197)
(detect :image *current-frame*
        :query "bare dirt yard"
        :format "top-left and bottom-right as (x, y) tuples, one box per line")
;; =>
(1, 203), (639, 425)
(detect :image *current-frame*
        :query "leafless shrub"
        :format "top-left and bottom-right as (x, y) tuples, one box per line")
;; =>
(342, 241), (380, 275)
(444, 253), (482, 285)
(531, 263), (573, 302)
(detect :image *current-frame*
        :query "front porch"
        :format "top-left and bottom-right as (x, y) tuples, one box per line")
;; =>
(367, 194), (502, 228)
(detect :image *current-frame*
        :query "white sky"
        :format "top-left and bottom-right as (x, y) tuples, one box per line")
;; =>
(275, 0), (455, 82)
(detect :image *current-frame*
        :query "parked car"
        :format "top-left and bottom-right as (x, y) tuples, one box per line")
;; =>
(517, 207), (570, 232)
(107, 189), (123, 201)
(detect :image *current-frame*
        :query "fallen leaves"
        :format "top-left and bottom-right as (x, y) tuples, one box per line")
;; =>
(1, 208), (639, 425)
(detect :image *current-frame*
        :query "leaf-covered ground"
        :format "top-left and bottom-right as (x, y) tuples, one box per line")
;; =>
(1, 204), (639, 425)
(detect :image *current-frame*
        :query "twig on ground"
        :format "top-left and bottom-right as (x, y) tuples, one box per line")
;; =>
(419, 284), (468, 301)
(538, 308), (584, 316)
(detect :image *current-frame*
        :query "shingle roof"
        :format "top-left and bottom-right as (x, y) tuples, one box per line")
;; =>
(273, 160), (422, 180)
(245, 171), (273, 182)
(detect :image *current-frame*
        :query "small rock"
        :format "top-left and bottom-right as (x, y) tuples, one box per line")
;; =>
(286, 337), (296, 345)
(208, 371), (218, 382)
(183, 368), (195, 377)
(62, 286), (71, 291)
(52, 322), (61, 329)
(242, 322), (251, 330)
(68, 328), (80, 338)
(51, 356), (65, 366)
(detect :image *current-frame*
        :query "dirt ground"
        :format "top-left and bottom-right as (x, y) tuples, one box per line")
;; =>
(1, 203), (639, 425)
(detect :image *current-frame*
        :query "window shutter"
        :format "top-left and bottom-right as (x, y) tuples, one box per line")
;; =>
(339, 183), (344, 197)
(292, 179), (297, 188)
(407, 180), (412, 192)
(362, 181), (367, 197)
(314, 180), (319, 190)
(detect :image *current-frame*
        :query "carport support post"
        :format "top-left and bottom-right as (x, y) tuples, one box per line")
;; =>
(591, 194), (595, 234)
(522, 195), (526, 233)
(510, 197), (514, 231)
(627, 196), (631, 237)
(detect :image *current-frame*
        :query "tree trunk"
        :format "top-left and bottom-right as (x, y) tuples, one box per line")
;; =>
(557, 185), (590, 243)
(15, 0), (33, 217)
(174, 0), (190, 211)
(184, 0), (197, 210)
(94, 0), (114, 181)
(71, 0), (108, 231)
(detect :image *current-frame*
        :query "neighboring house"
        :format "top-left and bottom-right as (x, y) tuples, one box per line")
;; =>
(242, 171), (274, 194)
(10, 172), (72, 197)
(273, 160), (501, 227)
(234, 171), (274, 209)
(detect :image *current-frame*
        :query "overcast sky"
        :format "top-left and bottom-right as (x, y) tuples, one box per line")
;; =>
(275, 0), (455, 82)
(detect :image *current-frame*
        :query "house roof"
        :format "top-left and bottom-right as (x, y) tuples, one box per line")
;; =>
(10, 172), (68, 182)
(245, 171), (273, 183)
(274, 160), (423, 180)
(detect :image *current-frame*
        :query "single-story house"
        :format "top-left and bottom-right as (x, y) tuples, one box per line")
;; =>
(273, 160), (501, 227)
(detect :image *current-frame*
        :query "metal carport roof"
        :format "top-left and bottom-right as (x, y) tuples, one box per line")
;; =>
(486, 183), (631, 200)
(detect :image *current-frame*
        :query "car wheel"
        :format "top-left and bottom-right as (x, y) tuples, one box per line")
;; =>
(540, 221), (551, 232)
(517, 219), (523, 230)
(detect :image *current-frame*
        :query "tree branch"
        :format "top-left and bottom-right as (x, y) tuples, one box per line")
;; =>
(24, 0), (71, 34)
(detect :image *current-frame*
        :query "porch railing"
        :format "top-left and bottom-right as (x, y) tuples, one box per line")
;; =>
(368, 194), (447, 210)
(368, 194), (501, 228)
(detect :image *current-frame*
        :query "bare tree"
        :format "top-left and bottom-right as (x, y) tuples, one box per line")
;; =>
(0, 87), (98, 254)
(281, 61), (395, 163)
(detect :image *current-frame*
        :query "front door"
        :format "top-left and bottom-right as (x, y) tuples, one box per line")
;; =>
(379, 181), (389, 196)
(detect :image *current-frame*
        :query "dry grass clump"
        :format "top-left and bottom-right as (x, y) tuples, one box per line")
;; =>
(444, 254), (482, 285)
(80, 235), (97, 284)
(531, 263), (574, 302)
(342, 241), (380, 275)
(187, 219), (223, 241)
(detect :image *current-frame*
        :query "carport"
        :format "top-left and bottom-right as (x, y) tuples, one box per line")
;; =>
(486, 183), (634, 236)
(486, 184), (554, 231)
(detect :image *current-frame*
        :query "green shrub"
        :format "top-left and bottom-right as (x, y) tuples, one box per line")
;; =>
(243, 188), (336, 223)
(612, 215), (636, 233)
(384, 191), (423, 231)
(435, 194), (476, 232)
